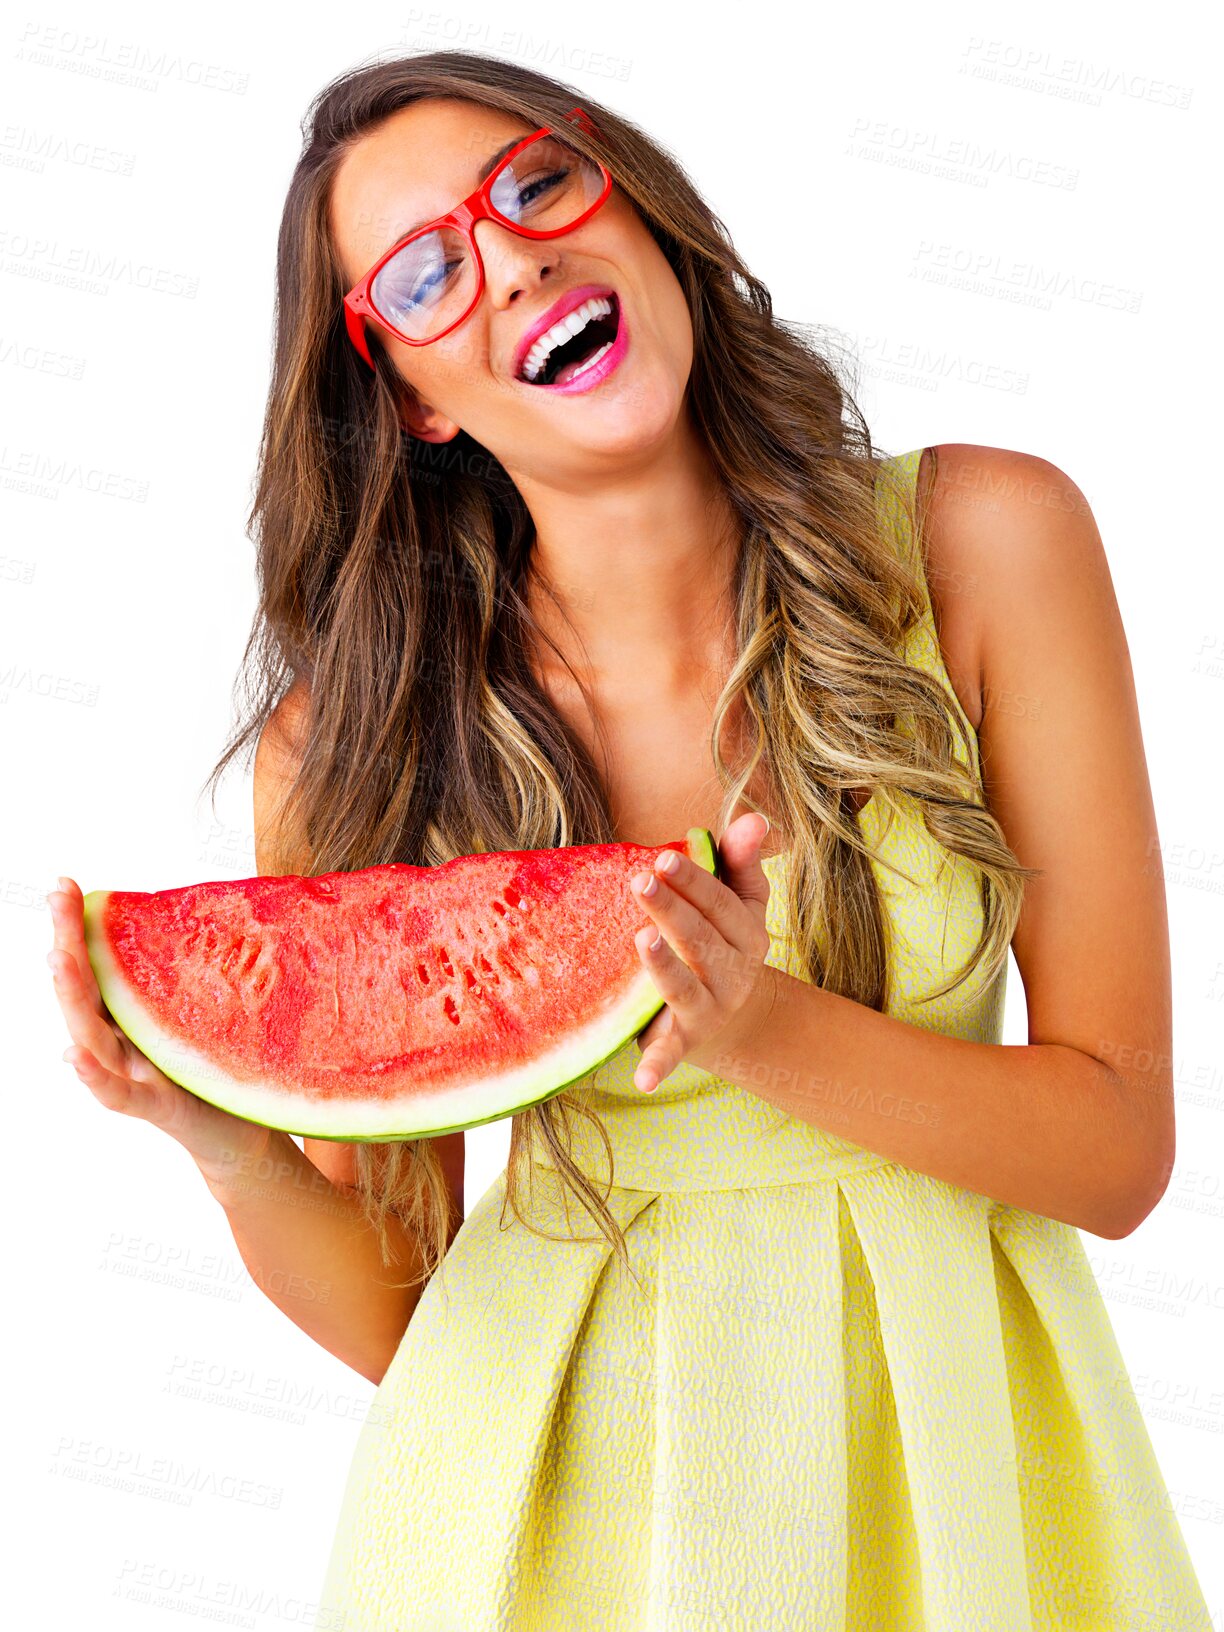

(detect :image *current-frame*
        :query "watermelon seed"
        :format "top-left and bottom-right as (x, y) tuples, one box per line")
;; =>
(443, 994), (461, 1025)
(439, 948), (455, 979)
(492, 900), (507, 917)
(416, 962), (430, 985)
(503, 884), (522, 907)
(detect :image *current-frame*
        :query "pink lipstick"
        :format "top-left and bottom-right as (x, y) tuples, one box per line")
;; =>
(512, 285), (629, 395)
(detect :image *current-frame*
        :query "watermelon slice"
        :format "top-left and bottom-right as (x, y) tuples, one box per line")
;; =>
(82, 829), (718, 1141)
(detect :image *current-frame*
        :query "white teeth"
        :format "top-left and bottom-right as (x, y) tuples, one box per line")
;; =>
(520, 295), (614, 383)
(567, 340), (612, 380)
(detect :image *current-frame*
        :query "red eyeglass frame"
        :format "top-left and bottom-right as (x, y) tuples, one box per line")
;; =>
(342, 107), (610, 371)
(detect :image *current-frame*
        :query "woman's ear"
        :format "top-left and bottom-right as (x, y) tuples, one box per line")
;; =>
(398, 386), (461, 445)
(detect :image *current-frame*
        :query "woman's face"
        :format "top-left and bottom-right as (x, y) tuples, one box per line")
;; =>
(329, 97), (694, 483)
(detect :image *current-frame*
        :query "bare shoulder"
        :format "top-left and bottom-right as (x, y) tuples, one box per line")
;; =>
(253, 676), (313, 877)
(254, 674), (312, 786)
(918, 443), (1111, 736)
(923, 442), (1104, 574)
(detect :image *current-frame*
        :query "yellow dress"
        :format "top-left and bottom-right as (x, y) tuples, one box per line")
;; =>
(317, 449), (1211, 1630)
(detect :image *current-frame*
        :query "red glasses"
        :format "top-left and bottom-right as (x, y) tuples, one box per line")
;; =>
(342, 107), (612, 370)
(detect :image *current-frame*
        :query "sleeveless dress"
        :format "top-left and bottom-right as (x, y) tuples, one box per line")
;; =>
(316, 449), (1212, 1631)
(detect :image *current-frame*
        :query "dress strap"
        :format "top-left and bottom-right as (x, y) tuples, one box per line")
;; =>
(875, 446), (984, 797)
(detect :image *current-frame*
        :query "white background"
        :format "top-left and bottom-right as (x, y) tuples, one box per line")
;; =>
(3, 0), (1221, 1624)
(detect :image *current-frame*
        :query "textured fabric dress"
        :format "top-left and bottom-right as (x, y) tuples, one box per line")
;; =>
(316, 449), (1212, 1631)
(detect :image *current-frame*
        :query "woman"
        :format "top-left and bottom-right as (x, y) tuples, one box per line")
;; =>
(47, 51), (1211, 1632)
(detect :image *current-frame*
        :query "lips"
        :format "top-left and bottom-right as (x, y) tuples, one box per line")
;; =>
(511, 282), (619, 382)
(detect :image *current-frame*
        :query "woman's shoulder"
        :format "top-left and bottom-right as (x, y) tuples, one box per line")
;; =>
(253, 676), (314, 875)
(907, 443), (1100, 739)
(917, 443), (1097, 567)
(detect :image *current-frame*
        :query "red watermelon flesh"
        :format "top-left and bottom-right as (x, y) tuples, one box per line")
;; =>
(82, 829), (717, 1140)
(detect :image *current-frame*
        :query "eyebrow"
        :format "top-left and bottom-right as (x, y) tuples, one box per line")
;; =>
(379, 134), (530, 258)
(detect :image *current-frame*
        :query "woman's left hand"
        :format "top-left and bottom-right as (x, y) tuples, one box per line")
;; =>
(629, 812), (778, 1094)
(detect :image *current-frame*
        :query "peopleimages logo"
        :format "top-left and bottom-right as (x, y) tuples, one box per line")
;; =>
(0, 230), (199, 298)
(0, 123), (137, 176)
(0, 666), (99, 707)
(14, 24), (250, 95)
(910, 241), (1143, 315)
(113, 1557), (349, 1629)
(0, 443), (150, 501)
(958, 36), (1193, 110)
(48, 1435), (283, 1509)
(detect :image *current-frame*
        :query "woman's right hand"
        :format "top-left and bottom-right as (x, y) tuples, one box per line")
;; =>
(47, 876), (279, 1188)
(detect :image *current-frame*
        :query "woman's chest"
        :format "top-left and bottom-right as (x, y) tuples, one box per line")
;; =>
(602, 713), (763, 850)
(609, 763), (768, 856)
(548, 678), (774, 851)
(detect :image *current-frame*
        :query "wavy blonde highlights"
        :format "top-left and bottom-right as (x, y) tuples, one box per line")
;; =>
(203, 50), (1038, 1300)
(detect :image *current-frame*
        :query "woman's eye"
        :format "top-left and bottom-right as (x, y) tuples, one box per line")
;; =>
(516, 168), (566, 208)
(402, 260), (460, 310)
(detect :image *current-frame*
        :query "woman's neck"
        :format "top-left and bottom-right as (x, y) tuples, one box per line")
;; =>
(518, 414), (742, 693)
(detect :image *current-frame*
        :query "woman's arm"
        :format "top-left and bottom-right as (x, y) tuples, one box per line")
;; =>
(682, 445), (1175, 1239)
(203, 1133), (429, 1386)
(199, 680), (457, 1383)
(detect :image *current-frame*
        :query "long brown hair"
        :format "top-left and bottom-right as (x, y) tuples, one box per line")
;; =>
(202, 50), (1036, 1295)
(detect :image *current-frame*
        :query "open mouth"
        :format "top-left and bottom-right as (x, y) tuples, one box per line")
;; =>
(517, 292), (621, 387)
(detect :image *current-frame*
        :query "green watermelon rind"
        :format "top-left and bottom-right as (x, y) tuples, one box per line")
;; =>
(82, 826), (718, 1143)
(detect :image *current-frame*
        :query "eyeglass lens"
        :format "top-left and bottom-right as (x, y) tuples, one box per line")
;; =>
(369, 132), (607, 342)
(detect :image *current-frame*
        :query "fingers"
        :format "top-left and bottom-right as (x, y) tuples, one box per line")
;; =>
(51, 949), (178, 1124)
(633, 1046), (670, 1095)
(630, 858), (771, 981)
(62, 1038), (142, 1115)
(632, 926), (702, 1095)
(633, 1026), (684, 1095)
(47, 939), (129, 1074)
(45, 880), (222, 1143)
(635, 921), (705, 1009)
(639, 835), (770, 945)
(626, 819), (776, 1098)
(46, 885), (139, 1086)
(717, 812), (773, 898)
(643, 848), (747, 953)
(47, 878), (107, 1021)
